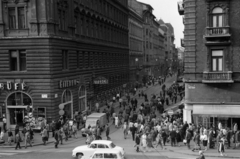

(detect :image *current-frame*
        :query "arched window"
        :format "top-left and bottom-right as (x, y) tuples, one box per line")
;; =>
(212, 7), (223, 27)
(62, 89), (71, 103)
(78, 86), (86, 112)
(7, 92), (32, 106)
(6, 92), (33, 126)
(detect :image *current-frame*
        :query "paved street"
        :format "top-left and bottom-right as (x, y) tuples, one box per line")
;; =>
(0, 75), (231, 159)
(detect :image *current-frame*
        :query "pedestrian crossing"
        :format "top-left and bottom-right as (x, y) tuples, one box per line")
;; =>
(0, 150), (31, 158)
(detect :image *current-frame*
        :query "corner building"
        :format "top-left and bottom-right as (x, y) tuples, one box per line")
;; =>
(179, 0), (240, 128)
(0, 0), (129, 129)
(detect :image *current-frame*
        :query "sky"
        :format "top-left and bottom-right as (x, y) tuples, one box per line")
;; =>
(137, 0), (184, 47)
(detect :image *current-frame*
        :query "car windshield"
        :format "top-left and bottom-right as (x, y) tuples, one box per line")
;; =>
(110, 143), (116, 148)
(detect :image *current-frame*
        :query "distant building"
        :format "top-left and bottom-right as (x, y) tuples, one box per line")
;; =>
(158, 20), (176, 75)
(179, 0), (240, 128)
(130, 0), (164, 77)
(128, 0), (144, 82)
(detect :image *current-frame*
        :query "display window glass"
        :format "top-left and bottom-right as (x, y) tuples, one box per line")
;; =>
(62, 89), (73, 119)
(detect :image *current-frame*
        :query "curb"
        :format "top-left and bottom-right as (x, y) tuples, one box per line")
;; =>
(0, 141), (55, 148)
(165, 147), (240, 158)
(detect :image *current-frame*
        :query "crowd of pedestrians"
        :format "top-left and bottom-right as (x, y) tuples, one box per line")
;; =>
(1, 73), (240, 159)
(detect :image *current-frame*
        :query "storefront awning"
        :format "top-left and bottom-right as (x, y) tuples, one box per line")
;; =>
(193, 105), (240, 117)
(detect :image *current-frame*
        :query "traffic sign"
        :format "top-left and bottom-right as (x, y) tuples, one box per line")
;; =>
(59, 110), (65, 115)
(59, 103), (65, 109)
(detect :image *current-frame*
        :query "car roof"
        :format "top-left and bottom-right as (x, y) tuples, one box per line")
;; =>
(91, 140), (112, 144)
(87, 113), (106, 117)
(93, 149), (121, 153)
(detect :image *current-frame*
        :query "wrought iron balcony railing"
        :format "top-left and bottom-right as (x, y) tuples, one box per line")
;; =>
(202, 71), (233, 83)
(205, 27), (230, 37)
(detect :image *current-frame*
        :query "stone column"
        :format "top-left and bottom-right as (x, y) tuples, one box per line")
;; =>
(38, 0), (48, 36)
(29, 0), (39, 36)
(0, 0), (4, 37)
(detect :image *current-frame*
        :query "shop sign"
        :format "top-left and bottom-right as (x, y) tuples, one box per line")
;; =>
(93, 76), (108, 84)
(41, 94), (48, 98)
(59, 79), (79, 89)
(0, 81), (27, 91)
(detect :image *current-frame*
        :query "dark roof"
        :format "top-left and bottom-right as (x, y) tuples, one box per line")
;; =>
(138, 1), (153, 10)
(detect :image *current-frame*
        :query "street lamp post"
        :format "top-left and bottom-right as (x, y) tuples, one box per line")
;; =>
(135, 58), (139, 82)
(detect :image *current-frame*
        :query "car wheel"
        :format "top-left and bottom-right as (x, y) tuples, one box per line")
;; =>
(76, 153), (83, 159)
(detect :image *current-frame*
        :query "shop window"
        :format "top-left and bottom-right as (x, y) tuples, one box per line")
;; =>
(8, 7), (26, 29)
(62, 89), (72, 119)
(10, 50), (26, 71)
(78, 86), (86, 112)
(37, 107), (46, 118)
(62, 89), (71, 103)
(211, 7), (223, 27)
(62, 50), (69, 70)
(211, 50), (223, 72)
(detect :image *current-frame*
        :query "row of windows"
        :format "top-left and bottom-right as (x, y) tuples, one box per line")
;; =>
(129, 22), (143, 39)
(8, 50), (128, 72)
(72, 13), (128, 45)
(78, 0), (128, 27)
(146, 41), (153, 49)
(62, 50), (129, 70)
(129, 38), (143, 52)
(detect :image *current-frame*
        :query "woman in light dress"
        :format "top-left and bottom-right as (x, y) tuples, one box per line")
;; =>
(115, 115), (119, 128)
(141, 132), (147, 152)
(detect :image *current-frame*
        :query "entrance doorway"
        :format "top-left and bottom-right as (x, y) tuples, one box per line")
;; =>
(6, 92), (33, 129)
(8, 108), (26, 127)
(61, 89), (73, 119)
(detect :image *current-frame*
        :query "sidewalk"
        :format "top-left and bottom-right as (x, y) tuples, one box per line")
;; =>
(0, 132), (55, 148)
(164, 140), (240, 158)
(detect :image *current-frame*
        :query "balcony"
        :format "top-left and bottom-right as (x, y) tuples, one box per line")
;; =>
(205, 26), (231, 45)
(202, 71), (233, 83)
(181, 39), (184, 47)
(178, 1), (184, 15)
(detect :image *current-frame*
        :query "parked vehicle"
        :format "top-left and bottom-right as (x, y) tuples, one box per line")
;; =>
(86, 113), (107, 130)
(72, 140), (125, 159)
(90, 149), (124, 159)
(81, 113), (107, 137)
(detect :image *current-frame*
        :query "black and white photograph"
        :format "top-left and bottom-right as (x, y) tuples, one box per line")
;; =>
(0, 0), (239, 159)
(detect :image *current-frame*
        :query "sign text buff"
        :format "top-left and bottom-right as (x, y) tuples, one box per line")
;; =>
(0, 81), (27, 91)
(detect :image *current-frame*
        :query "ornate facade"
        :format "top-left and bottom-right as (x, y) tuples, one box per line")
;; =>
(179, 0), (240, 129)
(0, 0), (129, 128)
(128, 0), (144, 83)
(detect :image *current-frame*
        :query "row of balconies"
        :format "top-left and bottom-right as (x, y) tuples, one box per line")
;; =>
(178, 1), (184, 15)
(179, 1), (233, 84)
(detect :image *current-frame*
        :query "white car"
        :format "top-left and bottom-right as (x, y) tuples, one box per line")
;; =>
(72, 140), (125, 159)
